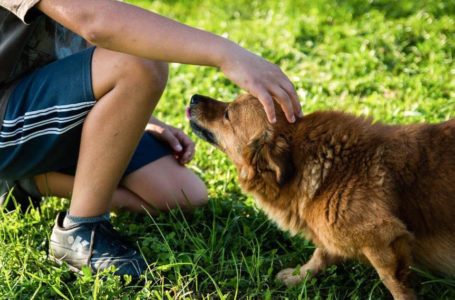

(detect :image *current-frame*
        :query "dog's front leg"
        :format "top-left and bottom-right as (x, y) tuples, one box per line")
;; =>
(276, 247), (342, 287)
(362, 234), (416, 300)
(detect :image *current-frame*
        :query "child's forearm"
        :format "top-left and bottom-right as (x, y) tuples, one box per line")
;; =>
(37, 0), (239, 68)
(37, 0), (302, 123)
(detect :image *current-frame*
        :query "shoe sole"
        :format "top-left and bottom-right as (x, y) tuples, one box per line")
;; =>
(48, 254), (144, 285)
(48, 254), (84, 275)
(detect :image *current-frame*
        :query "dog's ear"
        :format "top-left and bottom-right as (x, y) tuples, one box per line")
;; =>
(244, 131), (295, 186)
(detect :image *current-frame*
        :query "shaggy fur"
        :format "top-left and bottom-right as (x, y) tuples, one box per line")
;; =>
(188, 93), (455, 300)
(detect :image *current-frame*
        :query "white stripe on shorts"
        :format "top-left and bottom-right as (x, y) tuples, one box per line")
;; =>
(2, 101), (95, 127)
(0, 118), (86, 149)
(0, 110), (90, 138)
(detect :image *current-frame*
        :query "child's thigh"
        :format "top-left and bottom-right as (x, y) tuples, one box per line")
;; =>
(0, 48), (96, 180)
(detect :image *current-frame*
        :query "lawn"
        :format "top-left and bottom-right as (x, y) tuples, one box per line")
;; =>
(1, 0), (454, 299)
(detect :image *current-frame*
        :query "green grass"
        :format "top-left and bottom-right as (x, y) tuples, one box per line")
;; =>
(1, 0), (454, 298)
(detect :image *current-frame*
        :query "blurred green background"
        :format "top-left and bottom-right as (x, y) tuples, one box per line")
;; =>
(141, 0), (454, 125)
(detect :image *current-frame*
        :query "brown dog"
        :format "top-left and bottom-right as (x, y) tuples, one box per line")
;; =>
(188, 93), (455, 300)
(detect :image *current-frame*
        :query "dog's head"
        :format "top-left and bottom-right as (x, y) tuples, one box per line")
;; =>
(188, 94), (295, 188)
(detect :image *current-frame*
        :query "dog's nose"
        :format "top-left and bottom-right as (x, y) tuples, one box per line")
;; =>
(190, 94), (203, 105)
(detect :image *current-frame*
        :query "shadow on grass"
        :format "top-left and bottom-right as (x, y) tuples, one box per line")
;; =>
(0, 194), (454, 298)
(112, 195), (455, 299)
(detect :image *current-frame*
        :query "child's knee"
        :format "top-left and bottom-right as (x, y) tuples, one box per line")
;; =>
(189, 180), (209, 208)
(119, 57), (169, 101)
(92, 48), (169, 102)
(178, 174), (208, 209)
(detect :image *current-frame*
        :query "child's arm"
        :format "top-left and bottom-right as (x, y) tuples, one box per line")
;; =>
(36, 0), (301, 123)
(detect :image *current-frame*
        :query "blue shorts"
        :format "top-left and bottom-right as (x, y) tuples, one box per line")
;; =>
(0, 47), (172, 184)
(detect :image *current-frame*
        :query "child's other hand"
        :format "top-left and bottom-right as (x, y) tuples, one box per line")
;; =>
(146, 118), (195, 164)
(219, 46), (302, 124)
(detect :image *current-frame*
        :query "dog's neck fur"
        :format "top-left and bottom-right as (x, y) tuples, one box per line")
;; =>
(237, 111), (384, 235)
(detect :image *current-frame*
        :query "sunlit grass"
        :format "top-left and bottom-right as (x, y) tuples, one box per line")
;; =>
(0, 0), (453, 298)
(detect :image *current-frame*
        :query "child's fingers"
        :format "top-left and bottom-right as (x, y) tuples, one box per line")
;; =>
(280, 80), (303, 117)
(175, 130), (195, 164)
(256, 88), (276, 123)
(161, 129), (183, 152)
(270, 85), (296, 123)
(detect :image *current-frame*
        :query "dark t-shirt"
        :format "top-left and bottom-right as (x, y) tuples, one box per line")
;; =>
(0, 1), (88, 122)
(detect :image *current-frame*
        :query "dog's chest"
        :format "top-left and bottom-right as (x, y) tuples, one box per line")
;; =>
(254, 192), (358, 257)
(254, 193), (312, 237)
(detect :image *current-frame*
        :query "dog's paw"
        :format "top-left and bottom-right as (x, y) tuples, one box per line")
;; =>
(276, 268), (303, 287)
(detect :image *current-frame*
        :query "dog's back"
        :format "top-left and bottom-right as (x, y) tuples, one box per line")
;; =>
(386, 119), (455, 274)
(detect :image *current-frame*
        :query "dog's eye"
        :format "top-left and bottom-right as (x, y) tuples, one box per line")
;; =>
(224, 109), (230, 121)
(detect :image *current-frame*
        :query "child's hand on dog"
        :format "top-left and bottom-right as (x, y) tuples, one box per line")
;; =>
(218, 44), (302, 124)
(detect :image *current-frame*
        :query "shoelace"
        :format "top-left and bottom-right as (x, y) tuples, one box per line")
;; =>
(86, 222), (136, 268)
(102, 222), (135, 249)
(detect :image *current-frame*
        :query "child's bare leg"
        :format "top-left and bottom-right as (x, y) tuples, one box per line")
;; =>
(34, 172), (154, 213)
(68, 48), (168, 217)
(34, 156), (208, 214)
(276, 247), (342, 287)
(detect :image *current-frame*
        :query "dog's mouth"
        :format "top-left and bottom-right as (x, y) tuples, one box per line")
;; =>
(189, 120), (218, 146)
(187, 106), (218, 146)
(185, 107), (192, 119)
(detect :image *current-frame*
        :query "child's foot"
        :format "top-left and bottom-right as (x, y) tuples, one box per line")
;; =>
(49, 212), (146, 278)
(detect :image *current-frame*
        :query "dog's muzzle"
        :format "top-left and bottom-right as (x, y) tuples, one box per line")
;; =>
(188, 95), (218, 146)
